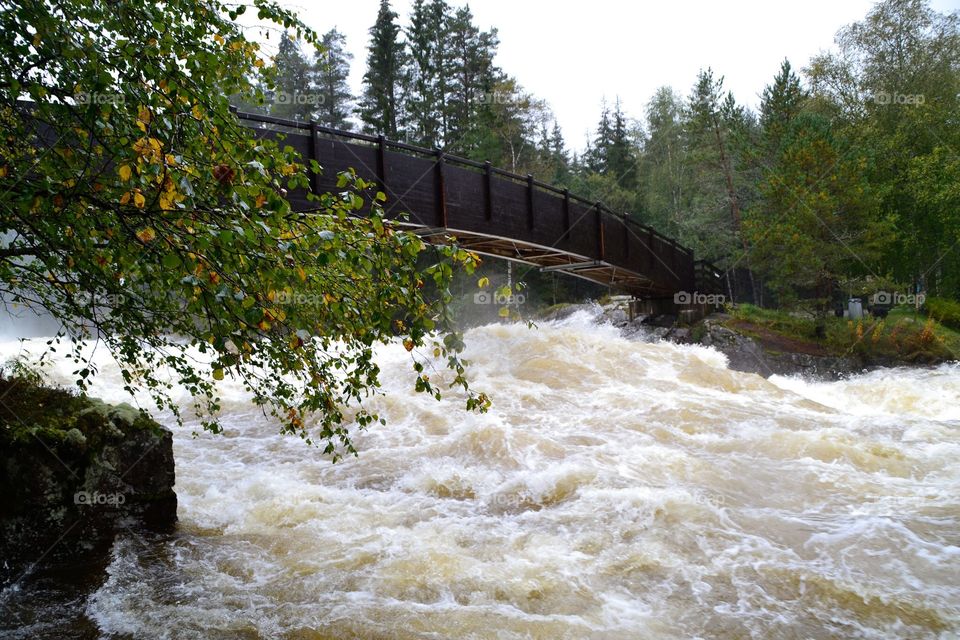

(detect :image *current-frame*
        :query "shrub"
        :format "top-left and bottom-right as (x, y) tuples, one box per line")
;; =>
(925, 297), (960, 332)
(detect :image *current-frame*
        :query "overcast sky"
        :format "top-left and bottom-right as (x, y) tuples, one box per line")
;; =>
(277, 0), (958, 149)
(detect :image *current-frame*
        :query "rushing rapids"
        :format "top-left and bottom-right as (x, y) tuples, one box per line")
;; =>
(2, 308), (959, 639)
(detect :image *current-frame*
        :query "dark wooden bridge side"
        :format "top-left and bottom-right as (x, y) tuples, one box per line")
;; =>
(236, 110), (711, 298)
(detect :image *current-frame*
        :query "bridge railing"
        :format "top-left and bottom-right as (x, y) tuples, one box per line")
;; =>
(232, 109), (696, 295)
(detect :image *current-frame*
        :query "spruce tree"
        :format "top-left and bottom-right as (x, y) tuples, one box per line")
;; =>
(586, 101), (613, 173)
(404, 0), (443, 147)
(359, 0), (406, 138)
(607, 98), (637, 189)
(446, 5), (500, 150)
(271, 34), (313, 121)
(313, 28), (354, 130)
(549, 121), (570, 184)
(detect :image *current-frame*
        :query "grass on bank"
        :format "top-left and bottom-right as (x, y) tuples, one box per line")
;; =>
(724, 303), (960, 363)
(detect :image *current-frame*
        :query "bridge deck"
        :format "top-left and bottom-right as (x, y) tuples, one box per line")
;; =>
(237, 110), (704, 298)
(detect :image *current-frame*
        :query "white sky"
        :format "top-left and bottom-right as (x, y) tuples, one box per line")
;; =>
(278, 0), (959, 150)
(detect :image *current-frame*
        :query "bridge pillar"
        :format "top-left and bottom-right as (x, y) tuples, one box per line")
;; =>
(628, 298), (715, 325)
(434, 148), (447, 228)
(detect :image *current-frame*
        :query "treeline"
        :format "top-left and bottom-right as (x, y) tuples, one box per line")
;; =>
(239, 0), (960, 306)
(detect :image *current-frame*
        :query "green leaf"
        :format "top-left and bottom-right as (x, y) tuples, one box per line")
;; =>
(162, 252), (181, 269)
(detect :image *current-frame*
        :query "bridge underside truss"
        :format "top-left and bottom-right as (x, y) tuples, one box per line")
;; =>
(413, 228), (659, 294)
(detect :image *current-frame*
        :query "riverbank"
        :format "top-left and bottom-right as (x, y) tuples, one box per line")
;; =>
(0, 376), (177, 591)
(544, 300), (959, 380)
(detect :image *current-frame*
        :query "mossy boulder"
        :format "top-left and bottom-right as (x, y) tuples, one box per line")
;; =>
(0, 378), (176, 587)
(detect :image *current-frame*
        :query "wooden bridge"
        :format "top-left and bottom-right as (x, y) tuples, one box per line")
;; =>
(236, 110), (721, 299)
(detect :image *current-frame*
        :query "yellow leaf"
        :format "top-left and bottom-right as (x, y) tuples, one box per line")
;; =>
(255, 193), (267, 208)
(296, 266), (306, 282)
(137, 105), (151, 125)
(214, 34), (224, 45)
(0, 165), (8, 178)
(192, 104), (203, 120)
(477, 276), (490, 288)
(212, 368), (224, 381)
(136, 227), (156, 242)
(133, 137), (163, 162)
(165, 154), (177, 166)
(254, 58), (264, 68)
(118, 164), (132, 181)
(133, 191), (146, 208)
(120, 191), (131, 205)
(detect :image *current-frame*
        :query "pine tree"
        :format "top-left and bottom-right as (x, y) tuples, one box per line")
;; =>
(759, 59), (807, 151)
(312, 28), (354, 130)
(743, 113), (894, 316)
(359, 0), (406, 138)
(684, 69), (746, 263)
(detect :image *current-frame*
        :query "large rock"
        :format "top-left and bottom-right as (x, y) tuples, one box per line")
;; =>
(0, 382), (176, 588)
(692, 317), (863, 379)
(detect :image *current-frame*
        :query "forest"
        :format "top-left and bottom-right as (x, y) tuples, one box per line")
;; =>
(234, 0), (960, 312)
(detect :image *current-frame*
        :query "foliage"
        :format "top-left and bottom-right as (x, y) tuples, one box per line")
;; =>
(0, 0), (488, 458)
(358, 0), (407, 138)
(806, 0), (960, 297)
(727, 304), (958, 362)
(262, 0), (960, 315)
(313, 28), (354, 129)
(924, 297), (960, 332)
(269, 32), (314, 121)
(743, 112), (895, 311)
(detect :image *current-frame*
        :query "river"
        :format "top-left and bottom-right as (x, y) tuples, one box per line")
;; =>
(2, 308), (959, 638)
